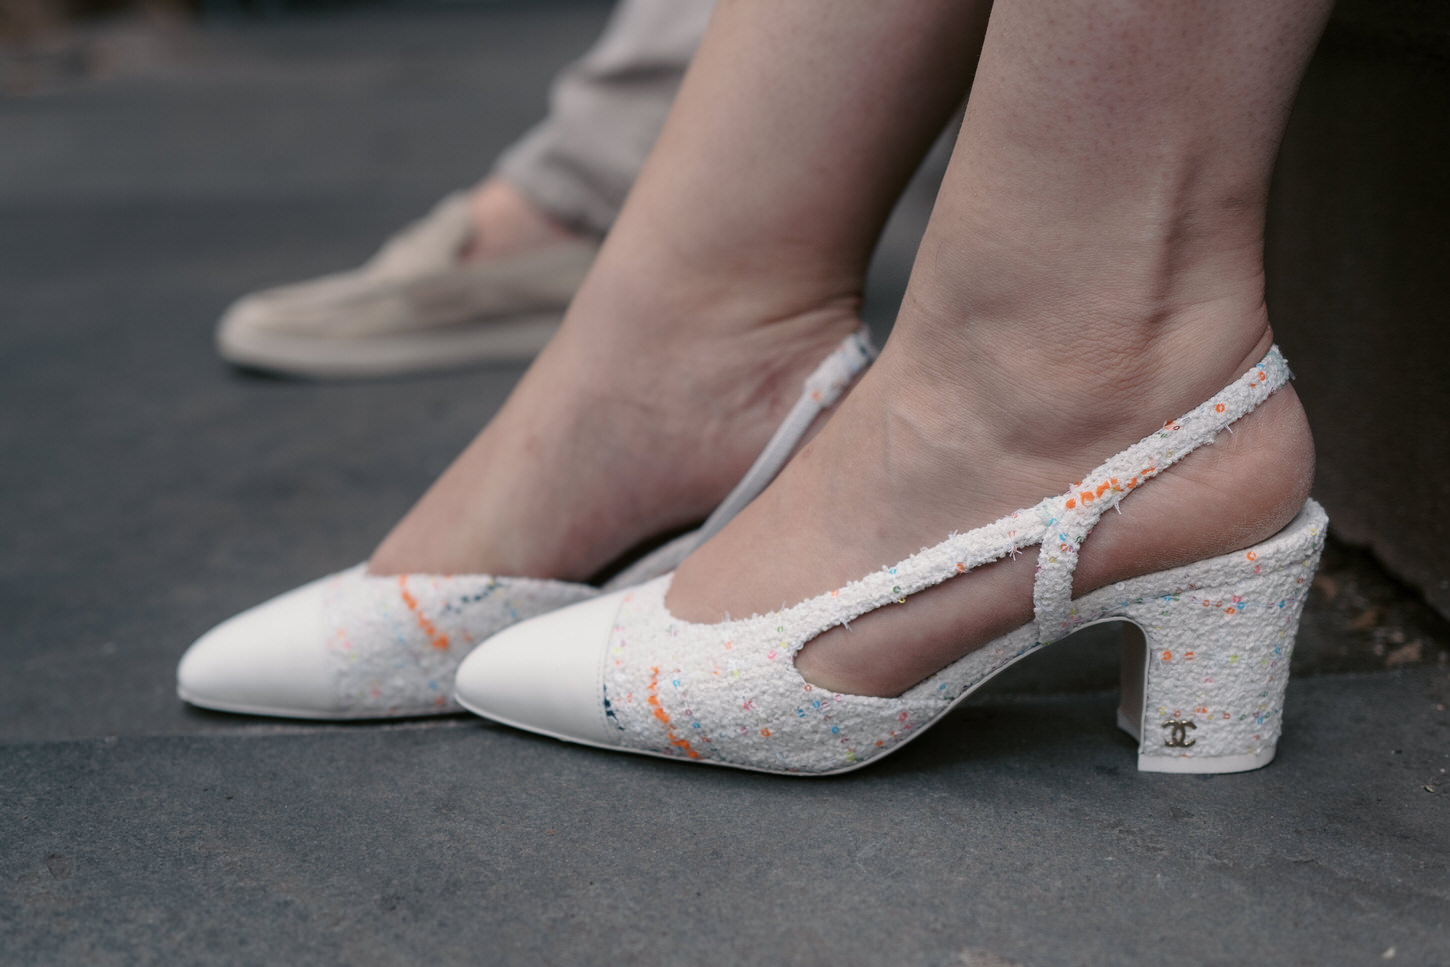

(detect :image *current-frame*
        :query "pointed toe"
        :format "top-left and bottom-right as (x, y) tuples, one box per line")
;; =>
(455, 589), (631, 748)
(177, 567), (598, 720)
(177, 577), (336, 718)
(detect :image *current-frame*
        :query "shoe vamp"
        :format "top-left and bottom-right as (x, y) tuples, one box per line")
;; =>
(600, 579), (973, 774)
(241, 261), (580, 338)
(326, 569), (596, 714)
(239, 241), (593, 337)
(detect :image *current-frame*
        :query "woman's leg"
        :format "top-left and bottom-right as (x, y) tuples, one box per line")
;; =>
(371, 0), (991, 581)
(668, 0), (1332, 695)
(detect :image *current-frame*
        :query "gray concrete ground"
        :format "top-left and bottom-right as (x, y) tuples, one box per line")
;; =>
(1, 3), (1447, 965)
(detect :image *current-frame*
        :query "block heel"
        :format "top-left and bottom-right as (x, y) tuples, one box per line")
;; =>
(1115, 500), (1328, 773)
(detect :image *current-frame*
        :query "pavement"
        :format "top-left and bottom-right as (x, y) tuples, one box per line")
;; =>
(1, 3), (1447, 965)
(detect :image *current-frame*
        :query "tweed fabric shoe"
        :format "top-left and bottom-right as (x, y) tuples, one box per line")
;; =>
(456, 348), (1326, 775)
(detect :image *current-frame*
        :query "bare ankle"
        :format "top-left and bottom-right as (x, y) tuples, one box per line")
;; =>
(463, 178), (580, 260)
(889, 249), (1278, 468)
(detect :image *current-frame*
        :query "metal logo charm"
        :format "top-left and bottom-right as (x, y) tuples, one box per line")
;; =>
(1163, 719), (1197, 748)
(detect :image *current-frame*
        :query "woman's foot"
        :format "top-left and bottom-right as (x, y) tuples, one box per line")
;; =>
(367, 244), (864, 582)
(666, 288), (1315, 697)
(662, 0), (1330, 697)
(183, 236), (869, 719)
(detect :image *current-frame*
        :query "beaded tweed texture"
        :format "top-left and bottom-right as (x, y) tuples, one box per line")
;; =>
(322, 566), (597, 715)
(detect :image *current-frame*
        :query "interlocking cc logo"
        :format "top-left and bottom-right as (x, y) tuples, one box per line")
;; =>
(1162, 718), (1197, 748)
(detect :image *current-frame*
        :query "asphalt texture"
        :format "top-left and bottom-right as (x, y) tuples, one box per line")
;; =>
(2, 4), (1447, 965)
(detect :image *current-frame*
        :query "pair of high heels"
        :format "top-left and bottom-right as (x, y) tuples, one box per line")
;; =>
(181, 343), (1326, 776)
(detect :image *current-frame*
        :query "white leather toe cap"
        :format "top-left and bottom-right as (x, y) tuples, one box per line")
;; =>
(177, 577), (336, 718)
(454, 589), (627, 747)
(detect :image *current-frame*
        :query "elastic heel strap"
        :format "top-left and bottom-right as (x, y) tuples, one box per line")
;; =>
(1030, 346), (1292, 640)
(694, 327), (876, 545)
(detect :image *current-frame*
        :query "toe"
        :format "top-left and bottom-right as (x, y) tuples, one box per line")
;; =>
(454, 589), (628, 747)
(177, 576), (336, 718)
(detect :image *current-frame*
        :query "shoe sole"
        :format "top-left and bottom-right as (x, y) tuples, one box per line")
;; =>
(217, 312), (562, 379)
(177, 686), (458, 720)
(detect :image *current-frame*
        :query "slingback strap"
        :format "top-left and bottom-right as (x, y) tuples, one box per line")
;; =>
(695, 327), (877, 545)
(781, 346), (1292, 645)
(600, 328), (875, 593)
(1030, 346), (1292, 639)
(743, 344), (1290, 653)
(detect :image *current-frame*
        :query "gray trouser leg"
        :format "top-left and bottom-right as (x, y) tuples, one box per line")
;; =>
(494, 0), (714, 237)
